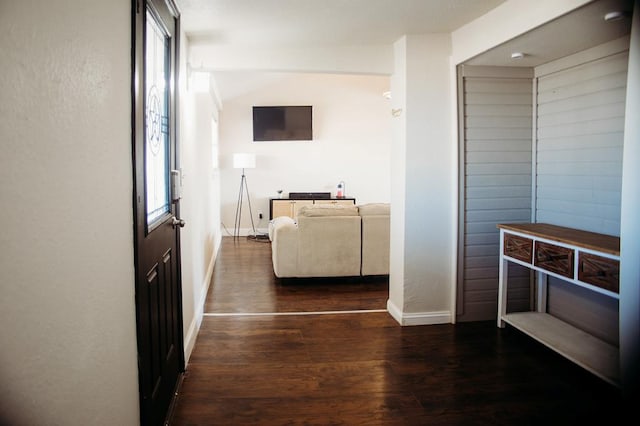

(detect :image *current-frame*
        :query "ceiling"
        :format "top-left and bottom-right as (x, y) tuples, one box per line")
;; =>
(176, 0), (507, 47)
(176, 0), (635, 101)
(465, 0), (634, 67)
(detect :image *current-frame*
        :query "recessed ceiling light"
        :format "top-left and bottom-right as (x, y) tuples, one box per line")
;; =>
(511, 52), (525, 60)
(604, 11), (628, 22)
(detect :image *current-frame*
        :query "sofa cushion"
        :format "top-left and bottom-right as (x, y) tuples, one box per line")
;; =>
(297, 205), (359, 217)
(358, 203), (390, 216)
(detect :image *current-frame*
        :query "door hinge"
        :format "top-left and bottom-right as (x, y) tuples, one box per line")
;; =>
(136, 0), (141, 14)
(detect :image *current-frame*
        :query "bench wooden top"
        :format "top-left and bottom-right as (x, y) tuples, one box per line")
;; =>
(497, 223), (620, 256)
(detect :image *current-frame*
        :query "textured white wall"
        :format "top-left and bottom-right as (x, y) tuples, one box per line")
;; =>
(388, 34), (455, 325)
(180, 89), (222, 361)
(403, 34), (454, 316)
(217, 72), (392, 235)
(190, 44), (394, 75)
(388, 38), (408, 318)
(0, 1), (139, 425)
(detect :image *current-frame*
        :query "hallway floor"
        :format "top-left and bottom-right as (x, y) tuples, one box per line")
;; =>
(169, 237), (627, 425)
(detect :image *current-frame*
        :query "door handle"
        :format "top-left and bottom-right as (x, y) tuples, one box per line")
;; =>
(171, 216), (186, 228)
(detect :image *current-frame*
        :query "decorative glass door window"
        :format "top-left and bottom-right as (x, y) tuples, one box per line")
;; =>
(145, 9), (170, 227)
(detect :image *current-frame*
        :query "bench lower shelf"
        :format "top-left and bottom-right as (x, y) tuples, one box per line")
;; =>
(502, 312), (619, 387)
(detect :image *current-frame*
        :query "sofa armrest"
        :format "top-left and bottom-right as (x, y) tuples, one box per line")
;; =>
(270, 217), (299, 278)
(269, 216), (296, 241)
(361, 212), (390, 276)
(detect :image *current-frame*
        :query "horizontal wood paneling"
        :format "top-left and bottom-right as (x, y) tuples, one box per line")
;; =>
(467, 163), (532, 175)
(467, 127), (532, 140)
(466, 209), (531, 222)
(535, 49), (627, 347)
(466, 198), (532, 210)
(537, 54), (628, 90)
(536, 52), (627, 236)
(465, 92), (533, 106)
(537, 71), (628, 103)
(467, 187), (531, 200)
(537, 102), (626, 127)
(467, 174), (532, 186)
(466, 151), (531, 163)
(458, 72), (533, 322)
(537, 117), (625, 139)
(537, 187), (621, 204)
(536, 88), (627, 115)
(467, 116), (533, 128)
(465, 254), (499, 268)
(547, 278), (619, 346)
(466, 104), (532, 117)
(536, 174), (621, 190)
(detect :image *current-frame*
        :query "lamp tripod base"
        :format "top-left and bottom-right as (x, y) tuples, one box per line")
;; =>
(233, 169), (257, 240)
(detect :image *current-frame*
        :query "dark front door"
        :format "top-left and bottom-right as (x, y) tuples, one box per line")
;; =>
(132, 1), (184, 424)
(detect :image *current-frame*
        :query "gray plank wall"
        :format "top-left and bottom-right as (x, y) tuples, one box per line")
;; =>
(457, 66), (533, 322)
(536, 52), (627, 235)
(535, 51), (627, 345)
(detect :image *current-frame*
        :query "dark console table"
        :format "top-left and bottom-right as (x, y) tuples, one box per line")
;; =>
(270, 192), (355, 219)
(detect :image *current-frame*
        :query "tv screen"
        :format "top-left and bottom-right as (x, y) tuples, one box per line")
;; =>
(253, 106), (312, 141)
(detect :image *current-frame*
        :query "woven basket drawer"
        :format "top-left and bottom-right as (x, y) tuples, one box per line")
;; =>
(503, 233), (533, 263)
(534, 241), (574, 278)
(578, 252), (619, 293)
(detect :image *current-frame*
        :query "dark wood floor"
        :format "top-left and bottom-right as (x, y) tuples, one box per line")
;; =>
(204, 237), (389, 313)
(170, 237), (627, 425)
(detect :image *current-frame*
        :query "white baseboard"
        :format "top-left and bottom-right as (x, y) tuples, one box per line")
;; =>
(387, 299), (452, 326)
(183, 251), (216, 364)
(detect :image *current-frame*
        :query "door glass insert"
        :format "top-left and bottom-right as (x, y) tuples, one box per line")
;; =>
(145, 9), (170, 226)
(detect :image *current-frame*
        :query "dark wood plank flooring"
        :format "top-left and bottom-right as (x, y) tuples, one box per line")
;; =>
(204, 237), (389, 313)
(170, 237), (627, 425)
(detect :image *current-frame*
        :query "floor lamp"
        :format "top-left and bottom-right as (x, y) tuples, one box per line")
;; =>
(233, 153), (256, 239)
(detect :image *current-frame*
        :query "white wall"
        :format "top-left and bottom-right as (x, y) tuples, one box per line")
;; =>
(179, 58), (222, 360)
(190, 44), (393, 75)
(0, 1), (139, 425)
(387, 35), (455, 325)
(388, 38), (408, 319)
(217, 72), (392, 235)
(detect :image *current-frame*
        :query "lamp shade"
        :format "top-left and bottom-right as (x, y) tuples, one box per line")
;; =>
(233, 153), (256, 169)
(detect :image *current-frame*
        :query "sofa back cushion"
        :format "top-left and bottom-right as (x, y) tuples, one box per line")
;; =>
(297, 205), (359, 217)
(296, 215), (362, 277)
(358, 203), (390, 216)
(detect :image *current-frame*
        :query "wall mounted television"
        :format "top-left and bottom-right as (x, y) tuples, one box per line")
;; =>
(252, 106), (312, 141)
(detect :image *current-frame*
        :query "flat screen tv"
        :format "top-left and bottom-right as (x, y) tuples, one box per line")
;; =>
(253, 106), (312, 141)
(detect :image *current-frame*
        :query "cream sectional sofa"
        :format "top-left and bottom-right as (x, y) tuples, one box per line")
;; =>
(269, 203), (390, 278)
